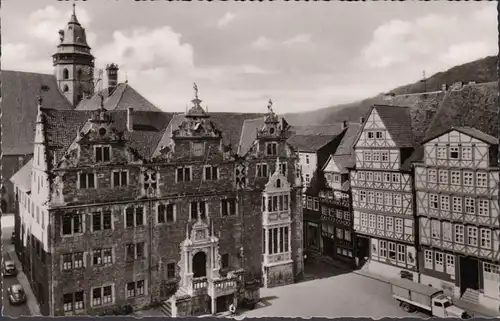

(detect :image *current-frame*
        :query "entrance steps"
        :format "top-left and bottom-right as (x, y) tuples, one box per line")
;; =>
(461, 288), (480, 305)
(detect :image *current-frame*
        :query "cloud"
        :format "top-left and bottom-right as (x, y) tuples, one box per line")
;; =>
(440, 41), (495, 66)
(251, 36), (273, 50)
(217, 12), (236, 28)
(283, 33), (312, 46)
(2, 42), (52, 73)
(27, 5), (97, 46)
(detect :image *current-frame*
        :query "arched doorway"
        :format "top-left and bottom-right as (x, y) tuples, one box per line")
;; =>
(192, 251), (207, 278)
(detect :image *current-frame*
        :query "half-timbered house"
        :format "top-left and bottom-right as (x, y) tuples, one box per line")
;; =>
(414, 127), (500, 310)
(320, 122), (362, 266)
(351, 105), (418, 280)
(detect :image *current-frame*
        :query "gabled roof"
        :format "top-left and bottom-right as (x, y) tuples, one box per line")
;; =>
(372, 104), (413, 148)
(1, 70), (73, 155)
(76, 83), (162, 112)
(334, 123), (362, 155)
(10, 159), (33, 192)
(238, 117), (265, 157)
(421, 126), (498, 146)
(287, 131), (344, 153)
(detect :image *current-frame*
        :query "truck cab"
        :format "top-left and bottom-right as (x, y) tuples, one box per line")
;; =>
(432, 295), (470, 319)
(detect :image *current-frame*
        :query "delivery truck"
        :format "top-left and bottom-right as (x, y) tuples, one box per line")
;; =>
(391, 279), (470, 318)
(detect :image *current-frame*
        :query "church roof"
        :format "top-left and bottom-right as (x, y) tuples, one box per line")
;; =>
(76, 83), (162, 112)
(1, 70), (73, 156)
(10, 159), (33, 193)
(57, 5), (92, 50)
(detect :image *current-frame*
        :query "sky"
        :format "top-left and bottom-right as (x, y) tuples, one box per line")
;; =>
(2, 1), (497, 114)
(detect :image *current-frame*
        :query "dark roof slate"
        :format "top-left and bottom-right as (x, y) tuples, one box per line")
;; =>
(287, 134), (337, 152)
(1, 71), (73, 155)
(373, 105), (413, 148)
(76, 83), (162, 112)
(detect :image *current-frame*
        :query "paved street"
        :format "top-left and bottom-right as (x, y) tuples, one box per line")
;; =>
(2, 214), (31, 317)
(240, 261), (428, 318)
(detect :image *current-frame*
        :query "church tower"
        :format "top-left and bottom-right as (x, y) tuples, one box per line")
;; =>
(52, 4), (95, 107)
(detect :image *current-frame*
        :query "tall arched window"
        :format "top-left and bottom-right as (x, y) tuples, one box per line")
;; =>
(63, 68), (69, 80)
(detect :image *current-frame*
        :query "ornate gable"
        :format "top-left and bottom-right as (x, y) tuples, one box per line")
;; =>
(264, 158), (291, 192)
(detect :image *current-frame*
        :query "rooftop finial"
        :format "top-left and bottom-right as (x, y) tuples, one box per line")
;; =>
(72, 3), (76, 16)
(193, 82), (199, 100)
(268, 98), (273, 113)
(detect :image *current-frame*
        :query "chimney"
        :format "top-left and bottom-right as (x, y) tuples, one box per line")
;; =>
(360, 117), (365, 124)
(342, 120), (348, 130)
(127, 108), (134, 132)
(105, 63), (119, 96)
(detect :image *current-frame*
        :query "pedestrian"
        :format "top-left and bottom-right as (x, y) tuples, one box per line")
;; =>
(229, 303), (236, 316)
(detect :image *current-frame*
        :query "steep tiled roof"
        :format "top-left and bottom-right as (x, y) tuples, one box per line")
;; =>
(287, 135), (338, 153)
(76, 83), (161, 112)
(421, 126), (498, 146)
(373, 105), (413, 148)
(334, 123), (362, 155)
(1, 71), (73, 155)
(10, 159), (33, 192)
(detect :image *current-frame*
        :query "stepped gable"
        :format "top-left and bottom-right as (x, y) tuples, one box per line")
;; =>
(76, 83), (162, 112)
(1, 71), (73, 155)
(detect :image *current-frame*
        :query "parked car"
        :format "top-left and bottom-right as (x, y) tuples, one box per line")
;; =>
(7, 284), (27, 305)
(2, 260), (17, 277)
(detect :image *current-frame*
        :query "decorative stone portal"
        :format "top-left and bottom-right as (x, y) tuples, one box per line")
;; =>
(193, 252), (207, 278)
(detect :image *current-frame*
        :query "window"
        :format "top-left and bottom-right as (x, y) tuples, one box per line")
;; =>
(480, 229), (492, 249)
(62, 252), (84, 271)
(95, 146), (111, 163)
(440, 196), (450, 211)
(381, 151), (389, 162)
(375, 131), (383, 139)
(333, 174), (340, 183)
(391, 173), (400, 183)
(465, 198), (475, 214)
(92, 285), (113, 307)
(92, 211), (112, 232)
(126, 280), (145, 298)
(280, 163), (287, 176)
(176, 166), (192, 182)
(336, 228), (343, 239)
(368, 192), (375, 204)
(221, 254), (229, 269)
(305, 174), (310, 185)
(476, 172), (487, 187)
(429, 194), (438, 209)
(157, 204), (176, 223)
(375, 192), (383, 205)
(463, 172), (473, 186)
(397, 244), (406, 263)
(377, 215), (384, 230)
(383, 173), (391, 182)
(221, 199), (237, 216)
(368, 214), (376, 228)
(336, 210), (343, 220)
(386, 216), (394, 231)
(384, 193), (392, 206)
(360, 191), (367, 202)
(450, 171), (460, 185)
(461, 146), (472, 160)
(454, 225), (464, 244)
(125, 207), (144, 227)
(359, 172), (366, 181)
(442, 222), (452, 241)
(305, 155), (310, 164)
(190, 201), (207, 221)
(344, 231), (351, 241)
(126, 243), (145, 261)
(360, 213), (368, 227)
(143, 169), (158, 195)
(452, 197), (462, 213)
(395, 218), (403, 234)
(307, 196), (313, 209)
(374, 172), (382, 182)
(93, 248), (113, 266)
(167, 263), (176, 279)
(437, 146), (446, 159)
(449, 146), (459, 159)
(372, 151), (380, 162)
(63, 68), (69, 79)
(62, 214), (83, 236)
(394, 194), (402, 206)
(366, 172), (373, 181)
(267, 226), (290, 254)
(388, 242), (396, 260)
(112, 170), (128, 187)
(266, 142), (278, 156)
(446, 254), (455, 275)
(313, 198), (319, 211)
(366, 131), (374, 139)
(467, 226), (478, 246)
(257, 163), (268, 178)
(363, 151), (372, 162)
(431, 220), (441, 239)
(424, 250), (433, 269)
(379, 240), (387, 257)
(78, 172), (95, 189)
(428, 169), (437, 183)
(438, 170), (448, 184)
(478, 200), (489, 217)
(204, 166), (219, 181)
(63, 291), (84, 313)
(343, 211), (350, 221)
(435, 252), (444, 272)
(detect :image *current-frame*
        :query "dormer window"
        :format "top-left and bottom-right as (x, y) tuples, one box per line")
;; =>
(266, 142), (278, 156)
(95, 146), (111, 163)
